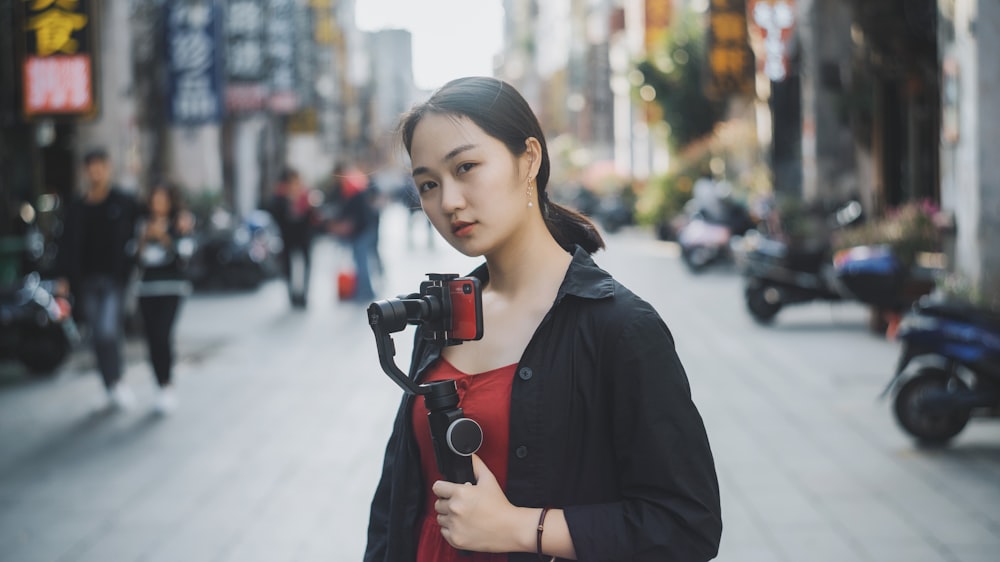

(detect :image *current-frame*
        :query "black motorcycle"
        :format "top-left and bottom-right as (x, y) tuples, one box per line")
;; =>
(0, 272), (78, 375)
(883, 297), (1000, 445)
(736, 200), (864, 324)
(186, 209), (282, 290)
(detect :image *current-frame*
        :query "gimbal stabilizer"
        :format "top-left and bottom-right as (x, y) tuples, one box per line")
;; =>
(367, 274), (483, 484)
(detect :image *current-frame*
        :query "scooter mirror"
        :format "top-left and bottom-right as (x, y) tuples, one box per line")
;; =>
(835, 201), (863, 227)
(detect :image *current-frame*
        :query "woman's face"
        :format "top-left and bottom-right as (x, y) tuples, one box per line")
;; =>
(150, 189), (171, 217)
(410, 113), (532, 257)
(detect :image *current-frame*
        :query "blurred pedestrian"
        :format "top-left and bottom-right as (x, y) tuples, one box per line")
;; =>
(55, 148), (139, 410)
(328, 165), (379, 302)
(365, 77), (721, 561)
(135, 182), (193, 414)
(364, 169), (387, 276)
(268, 167), (316, 308)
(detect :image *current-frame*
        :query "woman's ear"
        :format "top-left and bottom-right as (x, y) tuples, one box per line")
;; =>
(524, 137), (542, 177)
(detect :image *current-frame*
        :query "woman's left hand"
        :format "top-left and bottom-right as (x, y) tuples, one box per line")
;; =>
(432, 454), (525, 553)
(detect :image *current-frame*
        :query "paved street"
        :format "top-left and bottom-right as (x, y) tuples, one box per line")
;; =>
(1, 204), (999, 562)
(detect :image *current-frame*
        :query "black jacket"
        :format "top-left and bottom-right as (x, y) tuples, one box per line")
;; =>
(56, 187), (138, 288)
(364, 248), (722, 562)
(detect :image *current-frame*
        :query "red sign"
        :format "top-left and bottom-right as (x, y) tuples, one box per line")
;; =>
(20, 0), (97, 118)
(23, 55), (93, 115)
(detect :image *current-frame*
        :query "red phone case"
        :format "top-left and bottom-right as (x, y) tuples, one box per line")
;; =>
(448, 278), (483, 341)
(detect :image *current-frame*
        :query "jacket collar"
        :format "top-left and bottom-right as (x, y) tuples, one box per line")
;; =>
(467, 245), (615, 301)
(414, 247), (614, 381)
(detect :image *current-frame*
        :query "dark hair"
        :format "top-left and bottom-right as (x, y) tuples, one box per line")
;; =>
(82, 147), (109, 165)
(278, 166), (299, 183)
(400, 76), (604, 254)
(146, 181), (184, 224)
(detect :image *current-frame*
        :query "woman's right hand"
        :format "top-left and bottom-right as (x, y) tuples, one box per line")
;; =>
(432, 455), (535, 554)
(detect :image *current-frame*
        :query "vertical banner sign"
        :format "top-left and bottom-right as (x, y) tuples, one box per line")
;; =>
(265, 0), (298, 113)
(225, 0), (266, 112)
(293, 3), (315, 109)
(644, 0), (672, 52)
(21, 0), (97, 118)
(748, 0), (795, 82)
(705, 0), (755, 99)
(167, 0), (224, 124)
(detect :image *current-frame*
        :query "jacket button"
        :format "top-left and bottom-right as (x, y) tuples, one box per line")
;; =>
(518, 367), (533, 381)
(515, 445), (528, 458)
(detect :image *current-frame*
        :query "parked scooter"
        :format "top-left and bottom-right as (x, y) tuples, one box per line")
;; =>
(882, 297), (1000, 445)
(678, 179), (755, 272)
(737, 200), (864, 323)
(186, 208), (282, 290)
(0, 272), (78, 375)
(678, 206), (754, 273)
(678, 212), (735, 272)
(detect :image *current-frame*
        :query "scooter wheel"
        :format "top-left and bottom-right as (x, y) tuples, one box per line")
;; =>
(745, 283), (781, 324)
(681, 247), (713, 273)
(17, 325), (70, 376)
(893, 368), (970, 446)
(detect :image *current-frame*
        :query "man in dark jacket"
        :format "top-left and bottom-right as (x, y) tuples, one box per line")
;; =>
(56, 148), (138, 409)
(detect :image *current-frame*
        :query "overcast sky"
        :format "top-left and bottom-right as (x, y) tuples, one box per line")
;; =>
(355, 0), (504, 91)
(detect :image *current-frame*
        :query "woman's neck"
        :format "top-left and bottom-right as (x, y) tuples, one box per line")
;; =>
(483, 218), (572, 301)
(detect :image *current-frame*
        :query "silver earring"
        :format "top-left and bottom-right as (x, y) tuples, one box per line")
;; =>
(527, 178), (534, 207)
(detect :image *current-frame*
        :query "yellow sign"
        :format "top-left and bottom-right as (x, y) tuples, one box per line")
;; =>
(26, 5), (88, 56)
(705, 0), (754, 98)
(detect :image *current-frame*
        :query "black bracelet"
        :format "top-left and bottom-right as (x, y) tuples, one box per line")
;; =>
(536, 507), (550, 561)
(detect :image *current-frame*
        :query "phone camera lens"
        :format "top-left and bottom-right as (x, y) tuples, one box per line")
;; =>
(463, 284), (472, 294)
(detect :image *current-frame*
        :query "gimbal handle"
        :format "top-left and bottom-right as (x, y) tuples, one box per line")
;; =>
(367, 296), (481, 485)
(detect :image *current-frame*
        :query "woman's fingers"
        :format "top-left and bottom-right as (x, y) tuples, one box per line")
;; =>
(432, 479), (455, 499)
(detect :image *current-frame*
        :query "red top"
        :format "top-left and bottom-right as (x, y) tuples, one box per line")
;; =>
(413, 357), (516, 562)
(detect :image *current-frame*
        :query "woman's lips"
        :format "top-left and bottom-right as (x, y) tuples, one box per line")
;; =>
(451, 221), (474, 236)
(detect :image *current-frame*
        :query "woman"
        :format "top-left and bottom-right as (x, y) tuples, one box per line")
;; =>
(365, 77), (721, 561)
(269, 167), (316, 308)
(135, 182), (193, 414)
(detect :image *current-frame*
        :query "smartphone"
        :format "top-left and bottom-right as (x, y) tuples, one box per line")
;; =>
(447, 277), (484, 341)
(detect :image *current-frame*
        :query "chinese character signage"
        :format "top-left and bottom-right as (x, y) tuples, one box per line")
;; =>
(225, 0), (266, 112)
(167, 0), (224, 124)
(748, 0), (795, 82)
(265, 0), (299, 113)
(705, 0), (754, 99)
(21, 0), (97, 118)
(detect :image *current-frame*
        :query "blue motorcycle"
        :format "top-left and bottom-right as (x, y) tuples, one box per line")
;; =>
(883, 297), (1000, 445)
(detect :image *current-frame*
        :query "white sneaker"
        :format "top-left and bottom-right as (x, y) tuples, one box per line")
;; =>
(107, 384), (135, 411)
(154, 386), (177, 415)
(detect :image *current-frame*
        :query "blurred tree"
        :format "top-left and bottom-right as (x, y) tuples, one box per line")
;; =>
(635, 9), (726, 152)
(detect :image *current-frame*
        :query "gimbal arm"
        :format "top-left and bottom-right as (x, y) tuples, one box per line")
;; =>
(367, 297), (429, 396)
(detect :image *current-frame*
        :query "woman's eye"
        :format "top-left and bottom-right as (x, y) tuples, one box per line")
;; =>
(457, 162), (476, 174)
(417, 181), (438, 194)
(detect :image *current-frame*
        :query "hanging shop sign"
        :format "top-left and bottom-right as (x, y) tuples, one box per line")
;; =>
(705, 0), (755, 99)
(748, 0), (796, 82)
(265, 0), (299, 113)
(21, 0), (97, 118)
(166, 0), (225, 124)
(225, 0), (266, 112)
